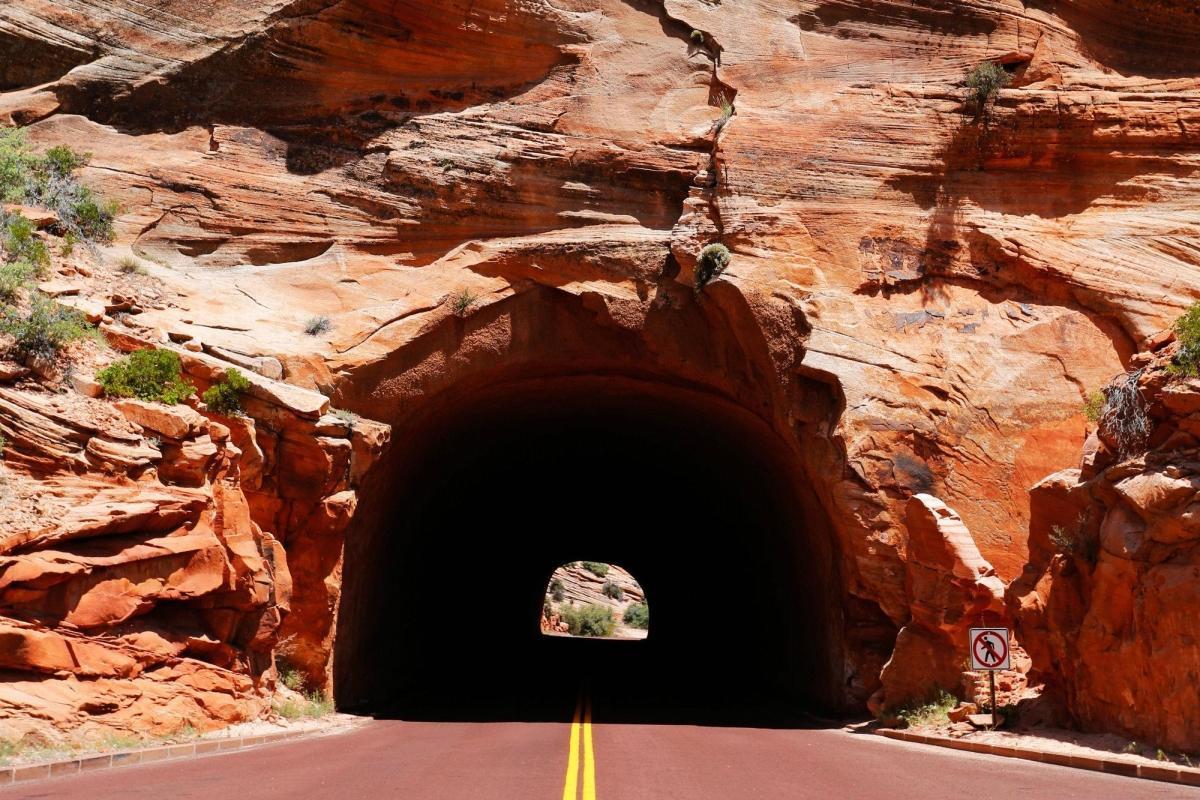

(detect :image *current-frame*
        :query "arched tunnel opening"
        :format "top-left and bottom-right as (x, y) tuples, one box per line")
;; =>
(334, 375), (846, 725)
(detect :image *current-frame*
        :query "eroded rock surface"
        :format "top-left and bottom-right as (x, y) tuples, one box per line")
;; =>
(0, 0), (1197, 749)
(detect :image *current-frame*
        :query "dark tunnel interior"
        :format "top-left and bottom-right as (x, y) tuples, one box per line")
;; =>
(334, 376), (845, 726)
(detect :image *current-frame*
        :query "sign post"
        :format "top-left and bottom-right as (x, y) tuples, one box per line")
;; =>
(968, 627), (1010, 728)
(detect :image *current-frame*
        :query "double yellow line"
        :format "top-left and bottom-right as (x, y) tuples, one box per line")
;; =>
(561, 692), (596, 800)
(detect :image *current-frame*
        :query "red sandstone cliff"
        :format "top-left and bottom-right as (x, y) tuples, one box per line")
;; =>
(0, 0), (1197, 751)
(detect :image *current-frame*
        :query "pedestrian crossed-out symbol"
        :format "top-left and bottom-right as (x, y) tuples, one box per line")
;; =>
(970, 628), (1010, 670)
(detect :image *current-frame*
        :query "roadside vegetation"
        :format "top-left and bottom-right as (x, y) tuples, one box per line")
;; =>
(893, 689), (958, 728)
(623, 602), (649, 630)
(273, 660), (335, 721)
(559, 603), (616, 638)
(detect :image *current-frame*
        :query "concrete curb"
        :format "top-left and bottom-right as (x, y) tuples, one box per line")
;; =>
(877, 728), (1200, 788)
(0, 722), (363, 786)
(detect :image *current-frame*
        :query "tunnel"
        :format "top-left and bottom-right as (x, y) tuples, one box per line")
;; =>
(334, 374), (846, 724)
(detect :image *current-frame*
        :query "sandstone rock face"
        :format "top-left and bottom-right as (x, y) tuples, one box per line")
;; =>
(0, 0), (1198, 749)
(1011, 345), (1200, 751)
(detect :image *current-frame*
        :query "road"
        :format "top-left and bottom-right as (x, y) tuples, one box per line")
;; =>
(2, 694), (1196, 799)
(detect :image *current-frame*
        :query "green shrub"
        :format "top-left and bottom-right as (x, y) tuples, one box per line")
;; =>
(448, 288), (478, 317)
(893, 689), (958, 728)
(3, 214), (49, 271)
(695, 243), (731, 293)
(304, 315), (332, 335)
(1050, 519), (1100, 566)
(96, 348), (195, 404)
(0, 128), (116, 241)
(1083, 390), (1106, 422)
(0, 261), (37, 302)
(623, 602), (649, 629)
(560, 603), (615, 637)
(581, 561), (609, 578)
(1170, 302), (1200, 377)
(0, 292), (93, 360)
(274, 691), (333, 720)
(690, 29), (705, 45)
(602, 581), (624, 601)
(964, 61), (1010, 118)
(549, 578), (565, 602)
(202, 367), (252, 414)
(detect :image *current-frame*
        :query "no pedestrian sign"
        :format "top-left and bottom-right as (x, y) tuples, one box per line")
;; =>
(969, 627), (1010, 671)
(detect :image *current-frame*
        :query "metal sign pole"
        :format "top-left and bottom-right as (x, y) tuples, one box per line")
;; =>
(989, 670), (997, 728)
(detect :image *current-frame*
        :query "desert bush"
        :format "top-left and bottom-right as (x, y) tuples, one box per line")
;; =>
(96, 348), (195, 404)
(1050, 518), (1099, 566)
(695, 243), (731, 292)
(894, 689), (958, 728)
(274, 691), (333, 720)
(448, 288), (478, 317)
(117, 255), (146, 274)
(1082, 390), (1105, 422)
(1170, 302), (1200, 377)
(964, 61), (1010, 118)
(0, 292), (93, 360)
(2, 214), (49, 270)
(623, 602), (649, 629)
(690, 29), (705, 45)
(560, 603), (615, 637)
(0, 261), (37, 302)
(602, 581), (624, 601)
(549, 578), (565, 602)
(304, 315), (332, 336)
(0, 128), (116, 241)
(581, 561), (609, 577)
(1106, 369), (1151, 458)
(202, 367), (251, 415)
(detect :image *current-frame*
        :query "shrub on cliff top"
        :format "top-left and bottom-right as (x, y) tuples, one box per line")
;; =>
(695, 243), (731, 293)
(97, 348), (196, 405)
(1170, 302), (1200, 377)
(202, 367), (252, 415)
(964, 61), (1010, 119)
(0, 292), (93, 361)
(581, 561), (609, 578)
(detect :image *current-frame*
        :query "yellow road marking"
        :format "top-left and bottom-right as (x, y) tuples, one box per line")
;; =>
(562, 692), (598, 800)
(562, 694), (582, 800)
(582, 694), (597, 800)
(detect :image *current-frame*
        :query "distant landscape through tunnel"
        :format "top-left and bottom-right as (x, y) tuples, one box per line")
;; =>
(335, 376), (845, 724)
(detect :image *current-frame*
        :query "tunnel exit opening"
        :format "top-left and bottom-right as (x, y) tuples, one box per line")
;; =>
(334, 374), (846, 723)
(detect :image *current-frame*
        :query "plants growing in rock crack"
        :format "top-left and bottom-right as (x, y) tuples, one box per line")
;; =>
(1082, 390), (1106, 423)
(1049, 516), (1099, 567)
(1105, 369), (1151, 458)
(448, 288), (478, 317)
(715, 93), (735, 133)
(304, 315), (332, 336)
(694, 243), (731, 293)
(202, 367), (252, 415)
(1169, 301), (1200, 377)
(690, 29), (705, 45)
(0, 292), (94, 361)
(96, 348), (196, 404)
(964, 61), (1010, 121)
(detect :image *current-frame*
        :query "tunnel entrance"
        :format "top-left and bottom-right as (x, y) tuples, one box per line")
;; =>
(334, 375), (845, 723)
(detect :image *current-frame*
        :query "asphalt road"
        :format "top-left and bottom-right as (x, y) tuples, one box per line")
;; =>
(3, 696), (1197, 800)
